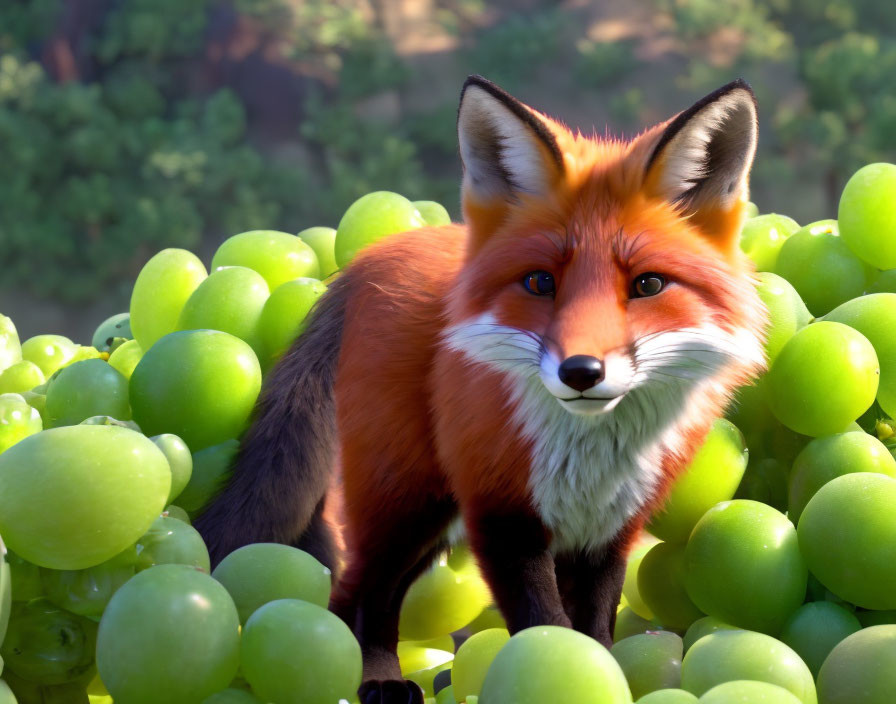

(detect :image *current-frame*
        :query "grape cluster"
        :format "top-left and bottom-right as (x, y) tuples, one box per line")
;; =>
(1, 165), (896, 704)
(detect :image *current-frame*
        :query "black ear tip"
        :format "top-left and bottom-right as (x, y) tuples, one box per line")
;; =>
(722, 78), (758, 106)
(460, 75), (512, 104)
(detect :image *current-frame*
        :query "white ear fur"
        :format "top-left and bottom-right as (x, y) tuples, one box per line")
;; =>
(649, 83), (758, 211)
(457, 77), (563, 202)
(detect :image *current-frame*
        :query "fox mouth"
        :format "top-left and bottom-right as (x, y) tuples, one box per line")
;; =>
(560, 395), (617, 402)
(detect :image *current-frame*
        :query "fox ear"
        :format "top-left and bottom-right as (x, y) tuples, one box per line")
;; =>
(644, 80), (758, 218)
(457, 75), (565, 208)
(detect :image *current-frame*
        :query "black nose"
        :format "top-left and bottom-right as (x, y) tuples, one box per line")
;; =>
(558, 355), (605, 392)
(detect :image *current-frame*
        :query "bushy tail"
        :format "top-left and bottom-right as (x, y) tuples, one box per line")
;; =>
(194, 274), (350, 570)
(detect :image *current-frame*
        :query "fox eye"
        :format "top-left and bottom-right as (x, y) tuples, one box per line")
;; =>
(632, 273), (666, 298)
(522, 270), (555, 296)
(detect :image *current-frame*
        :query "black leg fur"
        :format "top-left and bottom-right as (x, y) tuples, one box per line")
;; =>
(330, 496), (456, 700)
(555, 540), (628, 648)
(467, 511), (571, 634)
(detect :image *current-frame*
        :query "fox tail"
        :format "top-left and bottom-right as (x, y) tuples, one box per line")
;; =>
(194, 273), (350, 571)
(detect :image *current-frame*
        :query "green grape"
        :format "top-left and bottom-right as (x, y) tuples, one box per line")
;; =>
(635, 689), (697, 703)
(20, 388), (46, 422)
(816, 625), (896, 704)
(6, 549), (43, 602)
(163, 505), (191, 523)
(435, 685), (456, 704)
(805, 573), (854, 612)
(0, 361), (45, 395)
(40, 558), (134, 620)
(855, 609), (896, 627)
(106, 339), (143, 380)
(610, 632), (683, 700)
(0, 393), (42, 454)
(739, 214), (800, 272)
(725, 382), (775, 457)
(778, 602), (861, 678)
(699, 681), (802, 704)
(21, 335), (77, 377)
(130, 249), (208, 351)
(177, 266), (270, 356)
(412, 200), (451, 227)
(79, 416), (140, 431)
(130, 330), (261, 451)
(334, 191), (427, 268)
(755, 272), (813, 365)
(684, 500), (806, 635)
(0, 426), (170, 569)
(637, 542), (704, 632)
(211, 231), (319, 290)
(867, 269), (896, 294)
(3, 666), (93, 703)
(240, 599), (361, 704)
(258, 278), (326, 365)
(733, 457), (789, 512)
(467, 605), (507, 634)
(399, 643), (453, 697)
(399, 551), (492, 641)
(297, 227), (338, 279)
(61, 346), (103, 369)
(201, 689), (263, 704)
(765, 322), (879, 437)
(0, 679), (13, 704)
(211, 543), (330, 624)
(647, 420), (748, 543)
(0, 540), (9, 646)
(774, 220), (875, 316)
(798, 473), (896, 609)
(824, 293), (896, 419)
(400, 634), (454, 652)
(0, 316), (21, 373)
(622, 538), (660, 620)
(838, 163), (896, 269)
(97, 564), (240, 704)
(744, 202), (760, 218)
(480, 626), (633, 704)
(614, 607), (661, 643)
(680, 631), (815, 703)
(150, 434), (192, 503)
(177, 439), (239, 516)
(788, 431), (896, 523)
(1, 598), (97, 685)
(452, 628), (509, 701)
(681, 617), (738, 653)
(135, 516), (210, 573)
(91, 314), (132, 353)
(44, 360), (130, 428)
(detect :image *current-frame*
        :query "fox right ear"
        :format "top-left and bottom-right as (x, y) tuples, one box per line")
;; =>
(644, 79), (758, 215)
(457, 76), (565, 210)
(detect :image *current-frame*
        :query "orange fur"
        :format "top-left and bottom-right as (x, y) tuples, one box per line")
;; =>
(329, 84), (766, 654)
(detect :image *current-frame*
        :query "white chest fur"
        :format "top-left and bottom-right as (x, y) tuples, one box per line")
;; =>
(441, 312), (756, 555)
(507, 375), (696, 554)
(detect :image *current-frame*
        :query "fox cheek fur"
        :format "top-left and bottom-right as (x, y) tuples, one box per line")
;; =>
(194, 75), (767, 704)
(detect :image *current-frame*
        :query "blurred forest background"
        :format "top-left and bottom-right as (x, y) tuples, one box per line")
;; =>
(1, 0), (895, 341)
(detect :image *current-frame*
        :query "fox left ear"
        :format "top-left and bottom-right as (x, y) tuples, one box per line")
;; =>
(643, 79), (758, 237)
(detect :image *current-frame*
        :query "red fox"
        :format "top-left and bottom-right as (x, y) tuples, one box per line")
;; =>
(195, 75), (766, 703)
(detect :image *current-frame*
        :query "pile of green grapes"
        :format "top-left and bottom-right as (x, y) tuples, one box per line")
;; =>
(0, 163), (895, 704)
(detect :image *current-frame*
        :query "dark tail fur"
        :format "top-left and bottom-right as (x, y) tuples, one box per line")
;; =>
(194, 273), (351, 571)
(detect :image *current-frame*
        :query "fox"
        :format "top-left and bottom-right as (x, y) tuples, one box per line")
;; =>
(194, 75), (767, 704)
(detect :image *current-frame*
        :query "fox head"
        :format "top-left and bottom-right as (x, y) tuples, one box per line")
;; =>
(445, 75), (767, 418)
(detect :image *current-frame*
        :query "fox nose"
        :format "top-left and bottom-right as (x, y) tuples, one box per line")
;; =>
(558, 355), (605, 392)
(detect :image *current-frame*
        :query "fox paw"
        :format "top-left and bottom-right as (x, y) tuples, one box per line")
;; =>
(358, 679), (424, 704)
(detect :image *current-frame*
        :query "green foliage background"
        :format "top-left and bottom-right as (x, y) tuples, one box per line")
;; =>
(0, 0), (894, 339)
